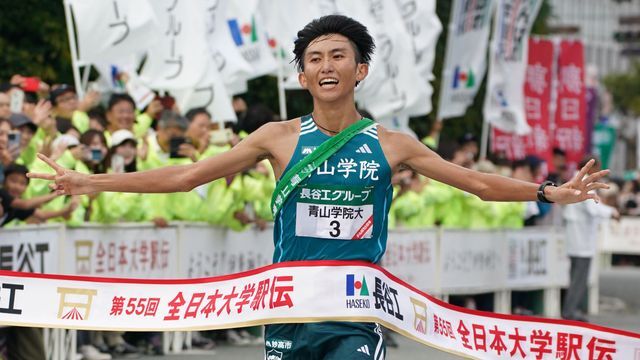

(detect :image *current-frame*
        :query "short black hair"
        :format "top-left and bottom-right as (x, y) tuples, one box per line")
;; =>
(185, 107), (211, 122)
(24, 91), (38, 104)
(293, 15), (375, 72)
(4, 163), (29, 183)
(107, 93), (136, 112)
(237, 104), (276, 134)
(553, 147), (567, 157)
(579, 156), (600, 169)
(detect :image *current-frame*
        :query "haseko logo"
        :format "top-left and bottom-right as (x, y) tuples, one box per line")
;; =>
(452, 66), (475, 89)
(345, 274), (370, 309)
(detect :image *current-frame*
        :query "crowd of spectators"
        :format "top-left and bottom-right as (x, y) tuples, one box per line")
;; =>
(0, 76), (277, 235)
(0, 76), (275, 359)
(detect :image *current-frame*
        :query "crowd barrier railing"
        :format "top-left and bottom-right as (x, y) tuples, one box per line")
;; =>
(599, 216), (640, 269)
(0, 222), (597, 359)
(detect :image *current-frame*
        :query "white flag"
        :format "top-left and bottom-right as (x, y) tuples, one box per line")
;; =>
(201, 0), (252, 95)
(173, 59), (237, 123)
(377, 114), (417, 138)
(334, 0), (431, 120)
(225, 0), (278, 85)
(258, 0), (337, 90)
(483, 0), (542, 135)
(69, 0), (160, 64)
(93, 56), (141, 93)
(140, 0), (209, 89)
(394, 0), (441, 116)
(437, 0), (494, 120)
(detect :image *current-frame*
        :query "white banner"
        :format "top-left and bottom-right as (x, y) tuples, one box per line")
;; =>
(63, 225), (179, 278)
(172, 59), (238, 122)
(335, 0), (432, 120)
(69, 0), (160, 64)
(258, 0), (335, 90)
(140, 0), (209, 89)
(483, 0), (543, 135)
(438, 0), (494, 119)
(0, 225), (61, 274)
(440, 230), (507, 293)
(1, 261), (639, 359)
(202, 0), (252, 94)
(377, 114), (417, 137)
(225, 0), (278, 88)
(381, 229), (438, 291)
(394, 0), (441, 116)
(178, 224), (273, 278)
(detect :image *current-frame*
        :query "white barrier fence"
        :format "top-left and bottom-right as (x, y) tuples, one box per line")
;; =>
(0, 222), (602, 359)
(600, 217), (640, 268)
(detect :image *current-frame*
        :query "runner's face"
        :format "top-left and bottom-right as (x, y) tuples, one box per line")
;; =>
(299, 34), (368, 103)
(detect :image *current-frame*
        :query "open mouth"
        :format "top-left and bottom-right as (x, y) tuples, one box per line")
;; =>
(319, 78), (339, 88)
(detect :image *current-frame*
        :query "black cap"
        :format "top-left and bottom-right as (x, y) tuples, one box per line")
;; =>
(49, 84), (76, 105)
(524, 155), (543, 171)
(9, 113), (37, 133)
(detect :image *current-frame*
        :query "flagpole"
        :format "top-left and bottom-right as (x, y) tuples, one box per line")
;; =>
(480, 118), (490, 160)
(81, 65), (91, 92)
(276, 50), (288, 120)
(436, 0), (459, 121)
(62, 0), (84, 99)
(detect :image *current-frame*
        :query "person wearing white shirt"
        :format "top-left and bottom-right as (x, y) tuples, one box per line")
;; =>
(562, 158), (618, 321)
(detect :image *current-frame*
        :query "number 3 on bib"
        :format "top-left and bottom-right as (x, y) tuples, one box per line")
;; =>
(295, 185), (374, 240)
(329, 220), (341, 237)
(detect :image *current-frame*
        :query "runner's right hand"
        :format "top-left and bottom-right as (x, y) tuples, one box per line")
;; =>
(27, 153), (95, 196)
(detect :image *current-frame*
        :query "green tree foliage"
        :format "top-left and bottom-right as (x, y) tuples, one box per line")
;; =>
(603, 62), (640, 116)
(0, 1), (72, 84)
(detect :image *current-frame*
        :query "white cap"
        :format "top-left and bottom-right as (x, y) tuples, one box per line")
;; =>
(111, 129), (137, 147)
(52, 134), (80, 149)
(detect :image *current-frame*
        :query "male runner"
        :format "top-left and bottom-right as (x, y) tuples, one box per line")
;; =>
(30, 15), (608, 360)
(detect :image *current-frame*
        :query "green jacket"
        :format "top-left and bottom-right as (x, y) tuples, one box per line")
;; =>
(138, 135), (201, 221)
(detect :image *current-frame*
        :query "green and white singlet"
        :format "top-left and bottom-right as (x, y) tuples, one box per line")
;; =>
(273, 115), (393, 264)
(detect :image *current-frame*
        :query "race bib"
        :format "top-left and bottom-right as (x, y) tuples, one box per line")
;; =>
(295, 185), (374, 240)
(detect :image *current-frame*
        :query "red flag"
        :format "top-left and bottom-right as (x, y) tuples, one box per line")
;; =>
(553, 40), (587, 172)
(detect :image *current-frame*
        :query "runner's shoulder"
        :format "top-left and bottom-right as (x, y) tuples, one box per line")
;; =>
(253, 118), (300, 139)
(375, 124), (417, 147)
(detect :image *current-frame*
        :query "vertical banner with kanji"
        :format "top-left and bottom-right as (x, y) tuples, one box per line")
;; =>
(553, 40), (587, 172)
(491, 38), (554, 164)
(437, 0), (494, 120)
(483, 0), (543, 135)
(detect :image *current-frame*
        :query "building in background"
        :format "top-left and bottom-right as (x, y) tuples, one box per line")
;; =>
(549, 0), (640, 77)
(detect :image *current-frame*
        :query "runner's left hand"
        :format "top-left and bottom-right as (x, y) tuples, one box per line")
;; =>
(545, 159), (609, 205)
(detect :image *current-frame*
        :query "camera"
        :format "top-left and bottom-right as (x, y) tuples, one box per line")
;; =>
(8, 132), (21, 148)
(91, 148), (103, 162)
(169, 136), (188, 158)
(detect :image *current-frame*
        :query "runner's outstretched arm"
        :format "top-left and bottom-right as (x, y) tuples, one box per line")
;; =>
(27, 123), (278, 196)
(381, 130), (609, 205)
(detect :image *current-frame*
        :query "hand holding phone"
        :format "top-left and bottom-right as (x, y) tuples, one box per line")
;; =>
(10, 90), (24, 114)
(22, 77), (41, 92)
(88, 148), (103, 162)
(8, 132), (21, 149)
(111, 154), (125, 173)
(169, 137), (187, 158)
